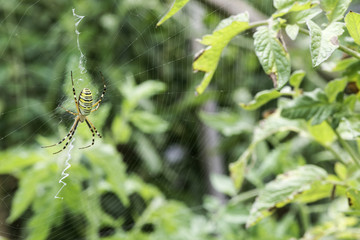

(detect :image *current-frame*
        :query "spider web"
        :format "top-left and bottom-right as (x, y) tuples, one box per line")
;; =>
(0, 0), (273, 239)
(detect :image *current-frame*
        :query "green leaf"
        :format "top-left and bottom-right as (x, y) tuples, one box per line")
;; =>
(135, 132), (163, 175)
(307, 20), (344, 67)
(8, 167), (49, 222)
(293, 7), (322, 24)
(199, 111), (252, 136)
(130, 111), (169, 133)
(274, 0), (309, 10)
(193, 13), (250, 94)
(321, 0), (352, 22)
(273, 0), (317, 18)
(210, 174), (237, 196)
(281, 89), (339, 125)
(229, 152), (249, 190)
(289, 70), (306, 89)
(345, 11), (360, 46)
(240, 89), (283, 110)
(347, 189), (360, 210)
(296, 181), (341, 203)
(111, 116), (132, 143)
(254, 25), (291, 88)
(246, 165), (327, 228)
(157, 0), (190, 26)
(307, 121), (335, 145)
(335, 162), (347, 180)
(285, 24), (299, 40)
(325, 78), (348, 103)
(86, 145), (129, 205)
(230, 113), (306, 190)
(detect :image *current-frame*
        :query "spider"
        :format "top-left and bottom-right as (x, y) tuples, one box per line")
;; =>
(42, 71), (106, 154)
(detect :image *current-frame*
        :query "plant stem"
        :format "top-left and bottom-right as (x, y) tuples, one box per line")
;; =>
(298, 27), (360, 59)
(332, 125), (360, 167)
(229, 189), (258, 205)
(249, 20), (269, 29)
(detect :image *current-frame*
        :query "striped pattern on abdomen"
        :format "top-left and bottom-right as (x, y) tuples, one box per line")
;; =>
(79, 88), (93, 116)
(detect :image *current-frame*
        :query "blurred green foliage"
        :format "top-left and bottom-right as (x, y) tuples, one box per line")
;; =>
(4, 0), (360, 240)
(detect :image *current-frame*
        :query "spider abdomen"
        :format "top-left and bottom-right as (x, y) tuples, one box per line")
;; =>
(79, 88), (93, 116)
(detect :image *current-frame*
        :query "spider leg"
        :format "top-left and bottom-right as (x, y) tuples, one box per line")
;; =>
(52, 118), (80, 154)
(86, 117), (102, 138)
(91, 72), (106, 111)
(60, 106), (77, 116)
(91, 102), (100, 112)
(42, 116), (79, 150)
(71, 71), (80, 113)
(79, 119), (95, 149)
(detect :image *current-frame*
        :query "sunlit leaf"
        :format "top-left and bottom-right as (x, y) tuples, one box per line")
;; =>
(289, 70), (305, 89)
(335, 162), (347, 180)
(345, 11), (360, 46)
(321, 0), (351, 22)
(325, 78), (347, 103)
(193, 13), (250, 94)
(229, 152), (249, 190)
(347, 189), (360, 210)
(240, 89), (283, 110)
(293, 7), (322, 24)
(285, 24), (299, 40)
(246, 165), (327, 228)
(307, 20), (344, 67)
(273, 0), (317, 18)
(157, 0), (190, 26)
(307, 121), (335, 146)
(254, 24), (291, 88)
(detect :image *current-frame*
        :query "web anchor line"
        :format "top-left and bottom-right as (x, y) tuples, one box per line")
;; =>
(72, 8), (87, 74)
(54, 137), (75, 199)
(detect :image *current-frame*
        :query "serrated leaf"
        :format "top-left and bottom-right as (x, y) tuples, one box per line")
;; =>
(285, 24), (299, 40)
(86, 146), (129, 205)
(246, 165), (327, 228)
(210, 174), (237, 196)
(345, 11), (360, 46)
(281, 89), (339, 125)
(240, 89), (283, 110)
(8, 167), (48, 222)
(273, 0), (317, 18)
(193, 13), (250, 94)
(199, 111), (252, 136)
(325, 78), (348, 103)
(307, 20), (344, 67)
(254, 25), (291, 88)
(130, 111), (169, 133)
(293, 7), (322, 24)
(274, 0), (309, 10)
(289, 70), (306, 89)
(157, 0), (190, 26)
(321, 0), (351, 22)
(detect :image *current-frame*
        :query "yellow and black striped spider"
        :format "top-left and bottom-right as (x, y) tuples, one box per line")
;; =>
(42, 71), (106, 154)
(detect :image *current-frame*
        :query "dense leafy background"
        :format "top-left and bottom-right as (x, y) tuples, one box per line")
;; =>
(2, 0), (360, 239)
